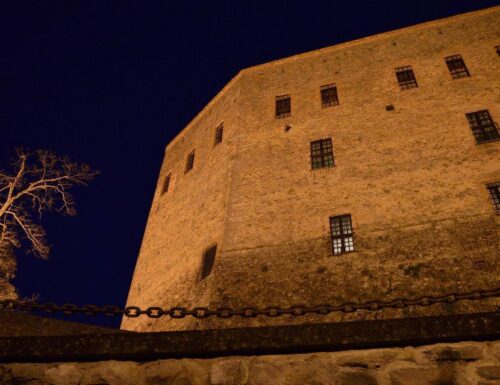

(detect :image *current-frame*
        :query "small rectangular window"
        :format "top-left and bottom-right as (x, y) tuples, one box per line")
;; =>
(496, 46), (500, 57)
(466, 110), (500, 144)
(395, 66), (418, 90)
(275, 94), (291, 118)
(161, 174), (171, 195)
(445, 54), (470, 79)
(199, 244), (217, 280)
(185, 150), (195, 173)
(214, 123), (223, 146)
(330, 215), (354, 255)
(486, 182), (500, 213)
(320, 84), (339, 107)
(310, 138), (334, 169)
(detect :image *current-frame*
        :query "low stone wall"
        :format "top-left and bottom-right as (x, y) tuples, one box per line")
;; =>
(1, 340), (499, 385)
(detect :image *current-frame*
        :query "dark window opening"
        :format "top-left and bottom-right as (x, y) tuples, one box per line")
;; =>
(496, 46), (500, 57)
(311, 138), (334, 169)
(487, 182), (500, 213)
(214, 123), (223, 146)
(330, 215), (354, 255)
(161, 174), (171, 195)
(200, 244), (217, 280)
(466, 110), (500, 144)
(185, 150), (195, 173)
(395, 66), (418, 90)
(445, 54), (470, 79)
(276, 94), (291, 118)
(320, 84), (339, 107)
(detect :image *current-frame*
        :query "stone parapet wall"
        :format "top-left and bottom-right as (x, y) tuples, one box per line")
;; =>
(2, 340), (499, 385)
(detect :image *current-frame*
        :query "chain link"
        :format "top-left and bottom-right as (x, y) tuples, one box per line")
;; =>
(1, 287), (498, 319)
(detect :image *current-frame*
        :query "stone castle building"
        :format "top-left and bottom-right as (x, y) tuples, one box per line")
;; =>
(122, 6), (500, 332)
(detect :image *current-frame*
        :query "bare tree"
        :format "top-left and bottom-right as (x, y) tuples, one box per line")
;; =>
(0, 148), (98, 299)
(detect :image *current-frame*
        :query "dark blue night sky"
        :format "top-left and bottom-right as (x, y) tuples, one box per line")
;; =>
(1, 1), (498, 328)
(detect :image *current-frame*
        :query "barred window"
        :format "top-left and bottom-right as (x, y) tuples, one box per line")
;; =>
(185, 150), (195, 173)
(161, 174), (171, 195)
(465, 110), (500, 144)
(445, 54), (470, 79)
(310, 138), (334, 169)
(395, 66), (418, 90)
(214, 123), (223, 146)
(486, 182), (500, 212)
(199, 244), (217, 280)
(320, 84), (339, 107)
(275, 94), (291, 118)
(330, 215), (354, 255)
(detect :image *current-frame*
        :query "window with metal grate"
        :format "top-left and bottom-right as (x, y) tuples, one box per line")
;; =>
(445, 54), (470, 79)
(214, 123), (223, 146)
(275, 94), (291, 118)
(310, 139), (335, 169)
(320, 84), (339, 107)
(199, 244), (217, 280)
(486, 182), (500, 213)
(465, 110), (500, 144)
(330, 215), (354, 255)
(395, 66), (418, 90)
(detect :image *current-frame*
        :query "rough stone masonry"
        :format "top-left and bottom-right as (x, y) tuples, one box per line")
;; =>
(2, 341), (500, 385)
(122, 6), (500, 332)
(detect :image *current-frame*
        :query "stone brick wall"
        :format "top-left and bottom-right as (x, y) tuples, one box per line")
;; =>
(123, 6), (500, 332)
(2, 340), (500, 385)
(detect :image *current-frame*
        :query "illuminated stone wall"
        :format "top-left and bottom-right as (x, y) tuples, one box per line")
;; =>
(122, 6), (500, 332)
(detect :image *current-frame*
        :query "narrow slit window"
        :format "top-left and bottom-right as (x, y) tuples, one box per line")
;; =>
(395, 66), (418, 90)
(496, 46), (500, 57)
(320, 84), (339, 107)
(330, 215), (354, 255)
(199, 244), (217, 280)
(275, 94), (291, 118)
(185, 150), (195, 173)
(445, 54), (470, 79)
(486, 182), (500, 213)
(310, 138), (334, 169)
(161, 174), (171, 195)
(465, 110), (500, 144)
(214, 123), (223, 146)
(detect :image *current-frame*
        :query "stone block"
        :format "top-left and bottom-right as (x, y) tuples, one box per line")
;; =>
(80, 361), (140, 385)
(422, 344), (484, 362)
(390, 365), (455, 385)
(337, 369), (378, 385)
(477, 366), (500, 380)
(210, 359), (248, 385)
(44, 364), (82, 385)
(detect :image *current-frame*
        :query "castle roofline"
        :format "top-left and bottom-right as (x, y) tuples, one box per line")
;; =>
(166, 5), (499, 150)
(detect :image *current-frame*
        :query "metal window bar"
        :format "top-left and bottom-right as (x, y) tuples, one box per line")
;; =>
(395, 66), (418, 90)
(275, 95), (291, 118)
(161, 174), (171, 195)
(466, 110), (500, 144)
(214, 123), (223, 145)
(310, 139), (334, 169)
(330, 215), (354, 255)
(445, 54), (470, 79)
(185, 150), (195, 173)
(486, 182), (500, 212)
(320, 84), (339, 107)
(200, 244), (217, 280)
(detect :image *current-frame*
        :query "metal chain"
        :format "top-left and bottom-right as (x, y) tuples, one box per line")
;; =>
(0, 287), (499, 319)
